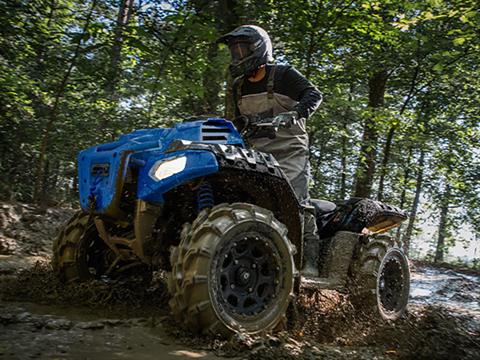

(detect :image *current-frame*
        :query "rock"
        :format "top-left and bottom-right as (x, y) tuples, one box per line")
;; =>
(311, 345), (323, 356)
(0, 201), (76, 268)
(76, 321), (105, 330)
(16, 312), (31, 322)
(44, 319), (73, 330)
(0, 235), (19, 255)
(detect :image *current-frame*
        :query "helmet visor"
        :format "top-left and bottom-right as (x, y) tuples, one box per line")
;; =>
(229, 41), (252, 61)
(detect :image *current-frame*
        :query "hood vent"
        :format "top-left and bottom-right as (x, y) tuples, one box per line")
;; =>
(201, 121), (232, 143)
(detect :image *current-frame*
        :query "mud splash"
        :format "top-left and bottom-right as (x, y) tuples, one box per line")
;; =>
(290, 286), (480, 359)
(0, 263), (169, 312)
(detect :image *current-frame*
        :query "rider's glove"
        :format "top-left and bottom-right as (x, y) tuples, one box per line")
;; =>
(272, 111), (299, 130)
(233, 115), (250, 132)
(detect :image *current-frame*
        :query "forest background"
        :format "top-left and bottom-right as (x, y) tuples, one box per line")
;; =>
(0, 0), (479, 266)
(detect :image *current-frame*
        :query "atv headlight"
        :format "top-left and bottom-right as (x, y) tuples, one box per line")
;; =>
(150, 156), (187, 181)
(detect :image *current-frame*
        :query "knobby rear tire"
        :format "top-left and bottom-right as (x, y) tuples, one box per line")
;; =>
(349, 236), (410, 320)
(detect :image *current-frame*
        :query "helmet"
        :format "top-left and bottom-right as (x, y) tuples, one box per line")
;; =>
(218, 25), (273, 78)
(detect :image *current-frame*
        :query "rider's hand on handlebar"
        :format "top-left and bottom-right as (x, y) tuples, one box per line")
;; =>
(234, 115), (250, 131)
(272, 111), (299, 130)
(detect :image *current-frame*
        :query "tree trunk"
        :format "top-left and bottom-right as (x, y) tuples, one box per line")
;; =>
(198, 0), (239, 115)
(50, 159), (61, 197)
(402, 149), (425, 255)
(202, 43), (222, 114)
(105, 0), (134, 99)
(311, 135), (328, 197)
(340, 119), (348, 200)
(225, 76), (236, 120)
(340, 80), (356, 199)
(377, 125), (395, 201)
(33, 0), (97, 203)
(395, 147), (413, 242)
(377, 66), (419, 201)
(39, 157), (50, 207)
(219, 0), (242, 120)
(147, 1), (201, 119)
(33, 0), (56, 81)
(354, 70), (388, 198)
(101, 0), (134, 135)
(72, 162), (78, 198)
(434, 185), (451, 263)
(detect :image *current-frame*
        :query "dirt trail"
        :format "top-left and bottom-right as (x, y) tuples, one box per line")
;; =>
(0, 202), (479, 359)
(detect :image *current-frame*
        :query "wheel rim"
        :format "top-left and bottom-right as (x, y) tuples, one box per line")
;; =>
(216, 232), (281, 316)
(378, 251), (408, 314)
(209, 221), (293, 333)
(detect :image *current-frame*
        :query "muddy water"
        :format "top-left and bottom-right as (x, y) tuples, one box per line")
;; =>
(0, 265), (478, 359)
(410, 265), (480, 330)
(0, 302), (223, 359)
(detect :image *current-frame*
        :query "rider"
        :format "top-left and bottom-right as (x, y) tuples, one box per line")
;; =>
(218, 25), (323, 277)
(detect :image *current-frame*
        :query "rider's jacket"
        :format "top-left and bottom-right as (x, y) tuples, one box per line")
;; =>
(231, 64), (322, 202)
(233, 64), (322, 121)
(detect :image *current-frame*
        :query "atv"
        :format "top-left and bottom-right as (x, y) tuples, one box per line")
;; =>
(53, 117), (410, 336)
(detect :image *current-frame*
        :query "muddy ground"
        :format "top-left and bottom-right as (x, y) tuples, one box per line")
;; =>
(0, 202), (479, 359)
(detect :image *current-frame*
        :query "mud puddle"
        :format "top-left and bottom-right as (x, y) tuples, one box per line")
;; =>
(0, 264), (226, 359)
(1, 265), (480, 360)
(410, 265), (480, 330)
(0, 301), (223, 359)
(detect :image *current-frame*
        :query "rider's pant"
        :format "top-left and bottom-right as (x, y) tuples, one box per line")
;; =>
(248, 130), (319, 267)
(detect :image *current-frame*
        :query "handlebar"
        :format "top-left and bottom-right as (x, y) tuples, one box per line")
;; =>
(252, 118), (277, 128)
(238, 115), (278, 140)
(236, 112), (301, 140)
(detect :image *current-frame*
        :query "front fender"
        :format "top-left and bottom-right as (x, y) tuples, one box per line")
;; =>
(137, 150), (219, 203)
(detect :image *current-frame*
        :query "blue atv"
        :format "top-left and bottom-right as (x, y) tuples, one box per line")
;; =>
(53, 117), (410, 336)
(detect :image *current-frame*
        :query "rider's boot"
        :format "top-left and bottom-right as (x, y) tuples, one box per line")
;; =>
(302, 211), (320, 277)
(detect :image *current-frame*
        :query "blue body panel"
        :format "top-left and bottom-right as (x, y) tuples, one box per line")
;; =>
(137, 150), (219, 203)
(78, 118), (244, 212)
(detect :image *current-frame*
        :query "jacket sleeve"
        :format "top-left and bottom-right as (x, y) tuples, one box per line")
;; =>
(281, 66), (322, 119)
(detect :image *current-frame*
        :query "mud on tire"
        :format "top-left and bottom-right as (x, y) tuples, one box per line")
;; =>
(53, 212), (96, 282)
(53, 211), (150, 283)
(167, 203), (296, 337)
(349, 235), (410, 320)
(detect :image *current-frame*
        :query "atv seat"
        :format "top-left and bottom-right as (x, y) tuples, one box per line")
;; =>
(311, 199), (337, 215)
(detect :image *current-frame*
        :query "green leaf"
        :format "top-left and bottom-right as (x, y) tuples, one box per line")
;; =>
(433, 63), (444, 72)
